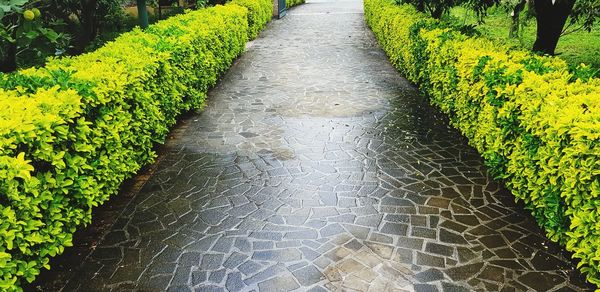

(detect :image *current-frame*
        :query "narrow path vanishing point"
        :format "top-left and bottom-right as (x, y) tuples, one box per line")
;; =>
(45, 0), (593, 291)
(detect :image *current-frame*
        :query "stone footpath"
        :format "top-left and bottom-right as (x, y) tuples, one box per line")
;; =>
(36, 0), (593, 291)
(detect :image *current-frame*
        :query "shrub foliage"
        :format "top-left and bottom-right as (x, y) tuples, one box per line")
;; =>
(232, 0), (273, 39)
(0, 0), (272, 289)
(365, 0), (600, 285)
(286, 0), (305, 9)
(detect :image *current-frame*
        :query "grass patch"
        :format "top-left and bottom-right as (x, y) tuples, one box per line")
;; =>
(448, 6), (600, 75)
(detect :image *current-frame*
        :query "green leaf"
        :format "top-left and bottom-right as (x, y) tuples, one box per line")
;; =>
(24, 30), (39, 39)
(9, 0), (28, 6)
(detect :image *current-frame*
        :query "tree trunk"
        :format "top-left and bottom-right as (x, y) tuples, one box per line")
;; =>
(0, 42), (17, 72)
(429, 5), (444, 19)
(532, 0), (575, 55)
(75, 0), (99, 53)
(1, 15), (18, 72)
(416, 0), (425, 12)
(509, 0), (526, 38)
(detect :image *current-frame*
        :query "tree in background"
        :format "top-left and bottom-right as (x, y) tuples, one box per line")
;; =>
(1, 0), (128, 72)
(397, 0), (600, 55)
(47, 0), (127, 53)
(531, 0), (577, 54)
(1, 0), (69, 72)
(503, 0), (599, 55)
(397, 0), (497, 19)
(502, 0), (528, 38)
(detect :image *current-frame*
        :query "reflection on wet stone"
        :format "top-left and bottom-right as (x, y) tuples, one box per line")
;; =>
(39, 0), (595, 291)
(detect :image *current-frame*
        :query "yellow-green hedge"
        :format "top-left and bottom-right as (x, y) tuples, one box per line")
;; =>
(0, 0), (271, 289)
(365, 0), (600, 285)
(286, 0), (304, 9)
(232, 0), (273, 38)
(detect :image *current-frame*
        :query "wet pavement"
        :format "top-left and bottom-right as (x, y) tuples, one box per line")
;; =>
(38, 0), (593, 291)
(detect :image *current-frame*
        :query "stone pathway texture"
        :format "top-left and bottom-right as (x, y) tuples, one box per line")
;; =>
(49, 0), (594, 291)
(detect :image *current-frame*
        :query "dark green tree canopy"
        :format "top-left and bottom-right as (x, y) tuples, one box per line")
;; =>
(571, 0), (600, 32)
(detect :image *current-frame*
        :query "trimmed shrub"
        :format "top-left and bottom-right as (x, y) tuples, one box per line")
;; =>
(286, 0), (305, 9)
(0, 0), (271, 289)
(232, 0), (273, 39)
(365, 0), (600, 285)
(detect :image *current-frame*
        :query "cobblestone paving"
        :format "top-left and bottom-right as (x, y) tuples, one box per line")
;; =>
(56, 0), (593, 291)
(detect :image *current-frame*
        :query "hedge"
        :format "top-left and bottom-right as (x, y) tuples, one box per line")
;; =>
(365, 0), (600, 285)
(232, 0), (273, 39)
(286, 0), (304, 9)
(0, 0), (272, 289)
